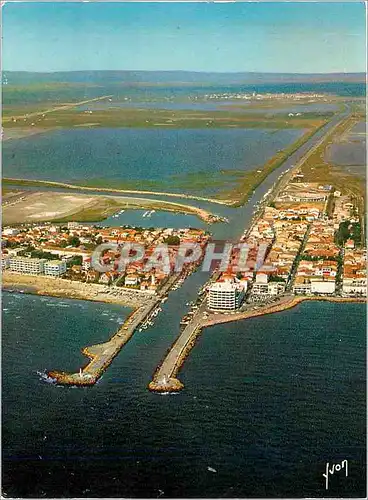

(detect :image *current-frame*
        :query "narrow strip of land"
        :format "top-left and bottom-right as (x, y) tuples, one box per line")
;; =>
(46, 273), (181, 386)
(3, 178), (234, 206)
(2, 190), (227, 225)
(148, 294), (365, 393)
(2, 95), (113, 122)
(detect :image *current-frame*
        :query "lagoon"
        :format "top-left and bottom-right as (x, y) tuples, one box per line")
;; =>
(2, 127), (305, 196)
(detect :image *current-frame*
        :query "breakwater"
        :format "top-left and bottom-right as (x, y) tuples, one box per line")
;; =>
(48, 299), (160, 386)
(47, 273), (182, 386)
(149, 294), (366, 393)
(203, 295), (366, 327)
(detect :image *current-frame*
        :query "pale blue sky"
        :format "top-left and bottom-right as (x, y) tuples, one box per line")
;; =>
(2, 2), (366, 73)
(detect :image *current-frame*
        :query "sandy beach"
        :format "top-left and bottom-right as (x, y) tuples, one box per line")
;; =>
(2, 271), (149, 308)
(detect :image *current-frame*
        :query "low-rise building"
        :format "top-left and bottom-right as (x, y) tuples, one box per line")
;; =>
(6, 247), (25, 257)
(293, 281), (312, 295)
(82, 257), (92, 270)
(9, 257), (46, 275)
(252, 281), (286, 296)
(310, 280), (336, 295)
(124, 274), (140, 286)
(2, 228), (20, 237)
(44, 260), (67, 277)
(342, 277), (367, 297)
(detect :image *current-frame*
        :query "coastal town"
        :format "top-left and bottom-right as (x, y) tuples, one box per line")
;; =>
(2, 2), (367, 498)
(205, 174), (365, 310)
(2, 168), (366, 391)
(3, 178), (365, 308)
(2, 224), (210, 292)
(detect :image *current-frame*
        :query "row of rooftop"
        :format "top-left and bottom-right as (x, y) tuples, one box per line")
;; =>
(2, 223), (210, 293)
(205, 181), (365, 311)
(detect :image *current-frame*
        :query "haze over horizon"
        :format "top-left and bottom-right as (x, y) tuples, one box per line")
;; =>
(2, 2), (366, 74)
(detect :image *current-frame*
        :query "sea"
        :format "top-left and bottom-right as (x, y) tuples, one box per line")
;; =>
(2, 293), (366, 498)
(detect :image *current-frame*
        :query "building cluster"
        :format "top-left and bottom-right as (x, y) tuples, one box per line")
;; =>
(2, 254), (66, 276)
(2, 223), (209, 294)
(342, 249), (366, 297)
(207, 181), (366, 311)
(293, 220), (340, 295)
(202, 92), (327, 102)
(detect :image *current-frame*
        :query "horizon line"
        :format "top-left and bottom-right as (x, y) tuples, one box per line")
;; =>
(3, 70), (366, 75)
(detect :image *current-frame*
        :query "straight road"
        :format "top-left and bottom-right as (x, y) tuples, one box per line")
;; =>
(3, 95), (113, 122)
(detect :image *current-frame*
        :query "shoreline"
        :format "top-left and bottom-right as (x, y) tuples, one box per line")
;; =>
(2, 272), (146, 308)
(148, 294), (366, 393)
(203, 294), (366, 327)
(3, 177), (233, 206)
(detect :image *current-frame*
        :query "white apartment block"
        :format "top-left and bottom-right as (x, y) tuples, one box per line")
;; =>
(252, 281), (286, 296)
(2, 228), (20, 236)
(342, 277), (367, 297)
(293, 282), (312, 295)
(9, 257), (46, 275)
(310, 280), (336, 295)
(44, 260), (67, 277)
(7, 247), (24, 257)
(2, 255), (10, 270)
(208, 281), (246, 310)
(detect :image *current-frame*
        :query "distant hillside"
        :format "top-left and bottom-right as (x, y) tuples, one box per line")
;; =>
(2, 70), (365, 86)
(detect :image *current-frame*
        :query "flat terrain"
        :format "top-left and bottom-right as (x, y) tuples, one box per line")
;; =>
(2, 190), (220, 225)
(3, 105), (328, 130)
(299, 112), (366, 206)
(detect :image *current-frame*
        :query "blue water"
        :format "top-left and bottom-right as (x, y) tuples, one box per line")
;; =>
(326, 118), (366, 172)
(3, 82), (365, 107)
(2, 100), (366, 497)
(2, 127), (304, 196)
(2, 293), (366, 498)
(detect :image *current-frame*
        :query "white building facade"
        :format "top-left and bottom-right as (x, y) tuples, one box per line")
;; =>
(208, 281), (246, 310)
(44, 260), (67, 277)
(9, 257), (46, 275)
(342, 277), (367, 297)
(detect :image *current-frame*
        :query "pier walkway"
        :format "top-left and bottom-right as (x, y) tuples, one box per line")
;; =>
(148, 294), (366, 393)
(48, 274), (180, 386)
(149, 297), (207, 392)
